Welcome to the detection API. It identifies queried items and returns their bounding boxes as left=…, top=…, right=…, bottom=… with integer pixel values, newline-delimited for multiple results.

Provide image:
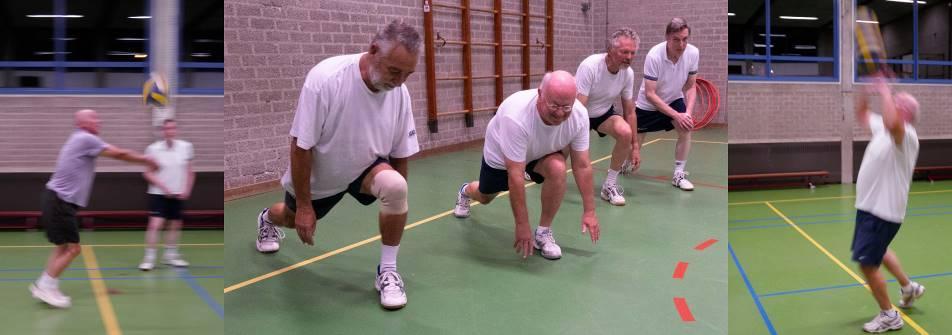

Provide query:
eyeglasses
left=546, top=103, right=573, bottom=113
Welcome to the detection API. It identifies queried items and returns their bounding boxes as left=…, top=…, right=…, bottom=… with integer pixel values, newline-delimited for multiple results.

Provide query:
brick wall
left=0, top=95, right=224, bottom=172
left=224, top=0, right=728, bottom=192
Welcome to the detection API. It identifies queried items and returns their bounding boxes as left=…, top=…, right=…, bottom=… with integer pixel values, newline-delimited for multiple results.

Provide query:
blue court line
left=729, top=204, right=952, bottom=224
left=0, top=266, right=224, bottom=272
left=0, top=275, right=223, bottom=282
left=730, top=211, right=952, bottom=231
left=177, top=268, right=224, bottom=319
left=729, top=243, right=778, bottom=335
left=760, top=271, right=952, bottom=298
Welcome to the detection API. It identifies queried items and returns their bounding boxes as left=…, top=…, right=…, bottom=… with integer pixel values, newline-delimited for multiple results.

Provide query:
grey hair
left=372, top=19, right=422, bottom=55
left=666, top=17, right=691, bottom=36
left=606, top=27, right=640, bottom=51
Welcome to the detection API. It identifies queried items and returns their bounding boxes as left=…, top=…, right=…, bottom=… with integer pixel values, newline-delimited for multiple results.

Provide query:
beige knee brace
left=371, top=169, right=408, bottom=215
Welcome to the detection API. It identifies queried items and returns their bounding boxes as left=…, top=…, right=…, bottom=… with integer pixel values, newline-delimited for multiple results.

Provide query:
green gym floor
left=224, top=127, right=727, bottom=334
left=729, top=180, right=952, bottom=334
left=0, top=230, right=223, bottom=335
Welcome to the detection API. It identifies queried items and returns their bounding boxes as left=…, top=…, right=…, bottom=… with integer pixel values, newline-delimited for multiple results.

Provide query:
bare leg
left=882, top=249, right=911, bottom=287
left=675, top=126, right=692, bottom=162
left=45, top=244, right=81, bottom=278
left=597, top=116, right=632, bottom=171
left=861, top=264, right=893, bottom=311
left=534, top=153, right=567, bottom=229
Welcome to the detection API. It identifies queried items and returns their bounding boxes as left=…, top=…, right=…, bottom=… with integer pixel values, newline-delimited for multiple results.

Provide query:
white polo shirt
left=855, top=113, right=919, bottom=223
left=281, top=53, right=420, bottom=200
left=145, top=139, right=193, bottom=195
left=483, top=89, right=589, bottom=169
left=635, top=42, right=699, bottom=111
left=576, top=53, right=635, bottom=118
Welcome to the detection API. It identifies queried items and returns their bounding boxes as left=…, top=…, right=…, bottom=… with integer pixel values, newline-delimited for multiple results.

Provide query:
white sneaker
left=523, top=171, right=532, bottom=181
left=138, top=258, right=155, bottom=271
left=375, top=268, right=407, bottom=310
left=863, top=310, right=903, bottom=333
left=898, top=282, right=925, bottom=308
left=620, top=159, right=636, bottom=176
left=600, top=183, right=626, bottom=206
left=256, top=209, right=284, bottom=253
left=533, top=228, right=562, bottom=260
left=672, top=171, right=695, bottom=191
left=162, top=254, right=189, bottom=267
left=30, top=283, right=71, bottom=308
left=453, top=183, right=471, bottom=218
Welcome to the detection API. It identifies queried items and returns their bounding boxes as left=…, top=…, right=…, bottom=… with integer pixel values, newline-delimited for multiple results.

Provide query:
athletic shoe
left=672, top=171, right=695, bottom=191
left=898, top=282, right=925, bottom=308
left=454, top=183, right=471, bottom=218
left=375, top=267, right=407, bottom=310
left=138, top=258, right=155, bottom=271
left=600, top=183, right=626, bottom=206
left=30, top=283, right=71, bottom=308
left=863, top=310, right=903, bottom=333
left=256, top=209, right=284, bottom=253
left=162, top=254, right=189, bottom=267
left=533, top=228, right=562, bottom=260
left=620, top=159, right=636, bottom=176
left=523, top=171, right=532, bottom=181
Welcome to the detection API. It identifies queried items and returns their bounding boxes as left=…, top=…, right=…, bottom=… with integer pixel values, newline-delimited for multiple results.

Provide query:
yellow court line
left=0, top=243, right=224, bottom=249
left=657, top=138, right=728, bottom=145
left=729, top=189, right=952, bottom=206
left=81, top=245, right=122, bottom=335
left=225, top=138, right=667, bottom=293
left=764, top=202, right=928, bottom=335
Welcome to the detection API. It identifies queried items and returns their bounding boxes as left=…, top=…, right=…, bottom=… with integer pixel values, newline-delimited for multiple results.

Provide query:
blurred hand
left=295, top=205, right=317, bottom=245
left=513, top=223, right=533, bottom=259
left=581, top=211, right=600, bottom=244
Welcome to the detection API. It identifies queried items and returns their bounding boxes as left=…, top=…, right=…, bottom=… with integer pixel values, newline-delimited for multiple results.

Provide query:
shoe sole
left=533, top=245, right=561, bottom=260
left=600, top=193, right=626, bottom=206
left=864, top=325, right=903, bottom=333
left=29, top=284, right=70, bottom=308
left=672, top=184, right=694, bottom=191
left=453, top=211, right=470, bottom=218
left=381, top=302, right=407, bottom=310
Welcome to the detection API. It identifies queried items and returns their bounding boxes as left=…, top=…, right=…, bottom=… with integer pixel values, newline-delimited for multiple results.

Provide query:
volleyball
left=143, top=73, right=169, bottom=107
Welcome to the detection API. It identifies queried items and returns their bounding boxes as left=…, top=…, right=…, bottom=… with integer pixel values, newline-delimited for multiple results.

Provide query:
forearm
left=506, top=171, right=530, bottom=227
left=142, top=171, right=169, bottom=192
left=647, top=92, right=678, bottom=118
left=290, top=139, right=313, bottom=207
left=571, top=158, right=596, bottom=213
left=185, top=169, right=196, bottom=195
left=684, top=84, right=697, bottom=115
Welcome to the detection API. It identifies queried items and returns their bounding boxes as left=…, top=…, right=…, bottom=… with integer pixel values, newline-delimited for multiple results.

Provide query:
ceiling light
left=134, top=53, right=148, bottom=58
left=728, top=12, right=736, bottom=16
left=51, top=37, right=76, bottom=41
left=794, top=45, right=817, bottom=50
left=27, top=14, right=83, bottom=18
left=856, top=20, right=880, bottom=24
left=753, top=43, right=775, bottom=48
left=34, top=51, right=71, bottom=55
left=191, top=53, right=211, bottom=58
left=759, top=33, right=787, bottom=37
left=117, top=38, right=147, bottom=41
left=779, top=16, right=818, bottom=20
left=886, top=0, right=926, bottom=4
left=128, top=16, right=151, bottom=19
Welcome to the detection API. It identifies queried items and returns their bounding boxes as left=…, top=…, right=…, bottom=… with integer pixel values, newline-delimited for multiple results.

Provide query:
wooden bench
left=728, top=171, right=830, bottom=190
left=914, top=166, right=952, bottom=182
left=0, top=210, right=223, bottom=229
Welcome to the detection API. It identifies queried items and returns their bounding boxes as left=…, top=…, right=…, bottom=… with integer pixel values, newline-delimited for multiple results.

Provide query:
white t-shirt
left=483, top=89, right=590, bottom=169
left=576, top=53, right=635, bottom=118
left=635, top=42, right=699, bottom=111
left=855, top=113, right=919, bottom=223
left=281, top=53, right=420, bottom=200
left=145, top=139, right=194, bottom=195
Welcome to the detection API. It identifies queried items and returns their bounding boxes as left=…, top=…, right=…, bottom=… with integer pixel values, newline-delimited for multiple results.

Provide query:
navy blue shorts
left=851, top=209, right=902, bottom=266
left=477, top=153, right=559, bottom=195
left=636, top=98, right=686, bottom=133
left=149, top=194, right=184, bottom=220
left=590, top=105, right=621, bottom=137
left=284, top=157, right=388, bottom=220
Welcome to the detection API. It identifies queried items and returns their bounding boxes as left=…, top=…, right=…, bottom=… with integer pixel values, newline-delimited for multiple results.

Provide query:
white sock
left=164, top=246, right=178, bottom=257
left=882, top=309, right=897, bottom=317
left=605, top=169, right=619, bottom=186
left=144, top=248, right=157, bottom=261
left=674, top=160, right=686, bottom=174
left=380, top=244, right=399, bottom=273
left=261, top=208, right=273, bottom=225
left=536, top=226, right=551, bottom=235
left=37, top=272, right=58, bottom=289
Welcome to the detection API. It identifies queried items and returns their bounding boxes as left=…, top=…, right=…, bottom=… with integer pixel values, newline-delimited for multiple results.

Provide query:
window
left=180, top=0, right=223, bottom=94
left=857, top=0, right=952, bottom=83
left=729, top=0, right=840, bottom=81
left=0, top=1, right=223, bottom=93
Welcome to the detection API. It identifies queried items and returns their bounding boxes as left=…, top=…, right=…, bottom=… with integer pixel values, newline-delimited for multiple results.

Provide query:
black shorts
left=590, top=105, right=622, bottom=137
left=41, top=189, right=80, bottom=245
left=851, top=209, right=902, bottom=266
left=284, top=157, right=388, bottom=220
left=636, top=98, right=686, bottom=133
left=149, top=194, right=184, bottom=220
left=477, top=153, right=559, bottom=194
